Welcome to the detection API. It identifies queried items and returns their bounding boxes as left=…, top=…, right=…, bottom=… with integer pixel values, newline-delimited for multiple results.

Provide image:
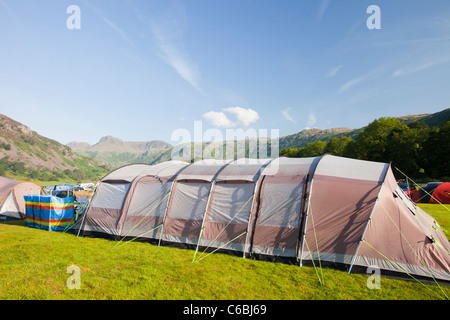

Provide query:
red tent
left=430, top=182, right=450, bottom=204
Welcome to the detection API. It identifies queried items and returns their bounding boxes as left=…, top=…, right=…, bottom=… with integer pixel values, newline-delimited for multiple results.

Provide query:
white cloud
left=327, top=64, right=343, bottom=77
left=223, top=107, right=260, bottom=127
left=318, top=0, right=331, bottom=20
left=306, top=112, right=317, bottom=129
left=148, top=4, right=202, bottom=92
left=203, top=111, right=234, bottom=128
left=203, top=107, right=260, bottom=128
left=338, top=76, right=366, bottom=94
left=281, top=108, right=296, bottom=124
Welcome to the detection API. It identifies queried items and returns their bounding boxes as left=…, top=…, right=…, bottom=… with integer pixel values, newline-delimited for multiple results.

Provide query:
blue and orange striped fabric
left=24, top=195, right=75, bottom=231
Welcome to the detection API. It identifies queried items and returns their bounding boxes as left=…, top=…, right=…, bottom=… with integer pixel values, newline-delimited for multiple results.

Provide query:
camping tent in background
left=0, top=177, right=46, bottom=220
left=412, top=182, right=443, bottom=203
left=24, top=195, right=75, bottom=231
left=430, top=182, right=450, bottom=204
left=75, top=156, right=450, bottom=282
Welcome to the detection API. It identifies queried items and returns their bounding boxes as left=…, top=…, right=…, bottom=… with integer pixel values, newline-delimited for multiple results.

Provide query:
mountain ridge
left=67, top=135, right=172, bottom=167
left=0, top=113, right=110, bottom=182
left=66, top=108, right=449, bottom=166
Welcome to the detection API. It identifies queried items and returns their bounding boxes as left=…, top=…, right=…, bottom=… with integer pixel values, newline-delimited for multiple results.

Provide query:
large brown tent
left=76, top=156, right=450, bottom=282
left=0, top=177, right=46, bottom=220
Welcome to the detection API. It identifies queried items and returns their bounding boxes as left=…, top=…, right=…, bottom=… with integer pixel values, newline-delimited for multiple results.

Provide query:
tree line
left=280, top=118, right=450, bottom=181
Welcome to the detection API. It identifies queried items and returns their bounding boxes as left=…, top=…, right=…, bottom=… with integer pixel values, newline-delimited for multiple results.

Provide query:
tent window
left=127, top=181, right=170, bottom=217
left=258, top=183, right=303, bottom=228
left=207, top=183, right=254, bottom=224
left=168, top=182, right=210, bottom=221
left=91, top=182, right=130, bottom=210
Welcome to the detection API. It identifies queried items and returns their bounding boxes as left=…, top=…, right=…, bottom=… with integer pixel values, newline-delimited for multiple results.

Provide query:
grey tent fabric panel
left=126, top=181, right=170, bottom=218
left=120, top=180, right=171, bottom=240
left=91, top=182, right=130, bottom=210
left=257, top=183, right=303, bottom=228
left=207, top=183, right=254, bottom=224
left=83, top=207, right=122, bottom=236
left=167, top=182, right=210, bottom=221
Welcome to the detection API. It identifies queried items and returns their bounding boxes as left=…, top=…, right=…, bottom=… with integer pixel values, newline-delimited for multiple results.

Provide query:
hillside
left=0, top=113, right=111, bottom=183
left=278, top=127, right=356, bottom=150
left=278, top=107, right=450, bottom=150
left=67, top=136, right=172, bottom=167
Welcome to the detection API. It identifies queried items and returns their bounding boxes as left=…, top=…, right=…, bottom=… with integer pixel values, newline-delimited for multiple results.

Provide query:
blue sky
left=1, top=0, right=449, bottom=145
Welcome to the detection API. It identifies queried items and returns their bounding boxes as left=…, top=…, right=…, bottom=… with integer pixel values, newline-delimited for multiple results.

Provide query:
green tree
left=324, top=136, right=354, bottom=156
left=420, top=121, right=450, bottom=179
left=353, top=117, right=408, bottom=162
left=300, top=141, right=327, bottom=157
left=384, top=125, right=425, bottom=178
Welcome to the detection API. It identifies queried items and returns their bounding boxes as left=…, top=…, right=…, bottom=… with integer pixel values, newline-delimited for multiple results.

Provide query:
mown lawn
left=0, top=204, right=449, bottom=300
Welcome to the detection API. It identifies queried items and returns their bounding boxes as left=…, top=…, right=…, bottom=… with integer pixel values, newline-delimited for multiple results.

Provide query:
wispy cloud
left=101, top=15, right=136, bottom=49
left=318, top=0, right=331, bottom=21
left=89, top=5, right=136, bottom=49
left=338, top=76, right=366, bottom=94
left=392, top=57, right=450, bottom=77
left=147, top=4, right=202, bottom=92
left=203, top=107, right=260, bottom=128
left=327, top=64, right=343, bottom=77
left=306, top=111, right=317, bottom=129
left=281, top=108, right=296, bottom=124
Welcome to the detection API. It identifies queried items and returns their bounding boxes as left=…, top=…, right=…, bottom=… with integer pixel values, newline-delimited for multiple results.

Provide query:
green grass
left=418, top=204, right=450, bottom=238
left=0, top=205, right=449, bottom=300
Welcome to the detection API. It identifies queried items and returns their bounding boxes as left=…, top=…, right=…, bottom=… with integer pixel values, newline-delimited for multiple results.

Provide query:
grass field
left=0, top=204, right=449, bottom=300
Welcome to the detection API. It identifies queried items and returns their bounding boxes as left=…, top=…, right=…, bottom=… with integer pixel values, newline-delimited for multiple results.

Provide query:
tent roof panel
left=315, top=155, right=389, bottom=182
left=176, top=159, right=230, bottom=182
left=139, top=161, right=189, bottom=179
left=261, top=156, right=320, bottom=177
left=215, top=158, right=272, bottom=182
left=102, top=164, right=152, bottom=183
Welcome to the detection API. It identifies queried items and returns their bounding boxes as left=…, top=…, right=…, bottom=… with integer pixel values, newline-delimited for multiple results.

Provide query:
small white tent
left=0, top=177, right=46, bottom=220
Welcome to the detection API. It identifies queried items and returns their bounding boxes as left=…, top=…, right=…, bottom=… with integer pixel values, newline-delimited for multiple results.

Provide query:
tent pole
left=192, top=160, right=232, bottom=263
left=299, top=177, right=314, bottom=267
left=76, top=182, right=98, bottom=237
left=242, top=180, right=260, bottom=258
left=298, top=154, right=325, bottom=268
left=242, top=158, right=273, bottom=258
left=157, top=179, right=177, bottom=247
left=193, top=180, right=216, bottom=262
left=348, top=164, right=389, bottom=273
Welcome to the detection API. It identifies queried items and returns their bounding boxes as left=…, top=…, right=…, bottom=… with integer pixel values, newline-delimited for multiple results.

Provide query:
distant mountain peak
left=95, top=135, right=125, bottom=146
left=67, top=135, right=173, bottom=167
